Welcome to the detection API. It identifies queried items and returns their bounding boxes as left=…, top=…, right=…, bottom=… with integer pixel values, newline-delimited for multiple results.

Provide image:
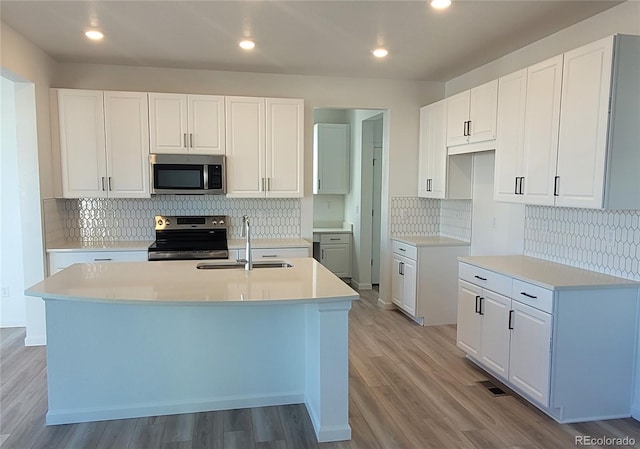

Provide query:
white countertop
left=460, top=255, right=639, bottom=290
left=47, top=238, right=311, bottom=253
left=26, top=258, right=358, bottom=305
left=393, top=235, right=470, bottom=247
left=313, top=226, right=353, bottom=234
left=227, top=238, right=312, bottom=250
left=46, top=240, right=153, bottom=252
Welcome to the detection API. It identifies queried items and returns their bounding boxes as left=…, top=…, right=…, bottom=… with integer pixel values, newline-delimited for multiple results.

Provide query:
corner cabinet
left=457, top=257, right=639, bottom=422
left=226, top=97, right=304, bottom=198
left=313, top=124, right=350, bottom=194
left=54, top=89, right=150, bottom=199
left=418, top=100, right=472, bottom=199
left=148, top=93, right=225, bottom=155
left=555, top=34, right=640, bottom=209
left=447, top=79, right=498, bottom=154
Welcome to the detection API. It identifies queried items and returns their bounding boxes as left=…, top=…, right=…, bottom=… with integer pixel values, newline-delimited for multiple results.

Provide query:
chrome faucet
left=240, top=215, right=253, bottom=270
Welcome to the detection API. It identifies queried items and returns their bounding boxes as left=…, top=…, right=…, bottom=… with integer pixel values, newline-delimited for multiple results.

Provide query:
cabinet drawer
left=319, top=234, right=350, bottom=244
left=512, top=279, right=553, bottom=314
left=459, top=262, right=511, bottom=297
left=48, top=250, right=148, bottom=275
left=392, top=240, right=417, bottom=260
left=238, top=247, right=310, bottom=260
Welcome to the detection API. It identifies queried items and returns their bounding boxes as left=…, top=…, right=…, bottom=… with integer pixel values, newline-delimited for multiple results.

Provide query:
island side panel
left=304, top=300, right=352, bottom=442
left=45, top=299, right=307, bottom=424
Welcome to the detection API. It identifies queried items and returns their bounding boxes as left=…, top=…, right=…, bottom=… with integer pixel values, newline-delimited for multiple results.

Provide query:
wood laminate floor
left=1, top=289, right=640, bottom=448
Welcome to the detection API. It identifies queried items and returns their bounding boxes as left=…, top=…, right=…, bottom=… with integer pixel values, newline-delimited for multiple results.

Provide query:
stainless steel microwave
left=150, top=154, right=226, bottom=195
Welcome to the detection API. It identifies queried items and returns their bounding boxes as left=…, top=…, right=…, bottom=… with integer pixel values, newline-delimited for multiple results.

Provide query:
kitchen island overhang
left=26, top=258, right=359, bottom=443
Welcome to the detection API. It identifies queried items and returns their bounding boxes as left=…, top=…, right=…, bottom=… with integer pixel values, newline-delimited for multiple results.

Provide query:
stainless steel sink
left=196, top=261, right=293, bottom=270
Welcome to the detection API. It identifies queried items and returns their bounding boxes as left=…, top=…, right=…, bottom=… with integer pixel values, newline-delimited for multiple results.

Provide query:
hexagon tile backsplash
left=525, top=206, right=640, bottom=281
left=54, top=196, right=301, bottom=241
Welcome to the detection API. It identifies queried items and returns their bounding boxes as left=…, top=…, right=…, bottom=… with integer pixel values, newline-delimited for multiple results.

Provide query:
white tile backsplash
left=48, top=196, right=301, bottom=242
left=390, top=197, right=439, bottom=236
left=525, top=206, right=640, bottom=281
left=439, top=199, right=472, bottom=242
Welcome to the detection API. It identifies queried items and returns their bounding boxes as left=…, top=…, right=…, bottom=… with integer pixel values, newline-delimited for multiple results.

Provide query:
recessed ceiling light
left=372, top=48, right=388, bottom=58
left=431, top=0, right=451, bottom=9
left=84, top=30, right=104, bottom=41
left=239, top=40, right=256, bottom=50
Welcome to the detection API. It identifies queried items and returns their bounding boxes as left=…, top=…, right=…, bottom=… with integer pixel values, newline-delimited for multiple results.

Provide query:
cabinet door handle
left=190, top=133, right=193, bottom=148
left=475, top=295, right=481, bottom=314
left=399, top=261, right=404, bottom=275
left=508, top=310, right=514, bottom=330
left=467, top=120, right=472, bottom=136
left=183, top=133, right=188, bottom=148
left=267, top=178, right=271, bottom=191
left=321, top=249, right=325, bottom=259
left=262, top=178, right=266, bottom=191
left=317, top=179, right=321, bottom=191
left=514, top=177, right=519, bottom=194
left=479, top=296, right=484, bottom=315
left=554, top=176, right=560, bottom=197
left=101, top=177, right=106, bottom=191
left=519, top=177, right=525, bottom=195
left=474, top=275, right=487, bottom=281
left=520, top=292, right=537, bottom=299
left=108, top=177, right=112, bottom=191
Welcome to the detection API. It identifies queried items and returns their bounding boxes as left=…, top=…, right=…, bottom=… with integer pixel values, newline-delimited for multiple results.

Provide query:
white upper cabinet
left=226, top=96, right=304, bottom=198
left=149, top=93, right=225, bottom=155
left=556, top=34, right=640, bottom=209
left=313, top=123, right=350, bottom=194
left=447, top=80, right=498, bottom=153
left=56, top=89, right=150, bottom=199
left=495, top=55, right=563, bottom=205
left=418, top=100, right=472, bottom=200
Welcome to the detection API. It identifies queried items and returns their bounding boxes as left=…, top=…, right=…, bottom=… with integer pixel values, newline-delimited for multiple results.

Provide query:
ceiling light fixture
left=431, top=0, right=451, bottom=9
left=372, top=48, right=388, bottom=58
left=239, top=40, right=256, bottom=50
left=84, top=30, right=104, bottom=41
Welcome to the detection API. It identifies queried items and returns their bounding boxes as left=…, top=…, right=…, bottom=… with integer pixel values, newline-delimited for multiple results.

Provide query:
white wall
left=1, top=77, right=26, bottom=327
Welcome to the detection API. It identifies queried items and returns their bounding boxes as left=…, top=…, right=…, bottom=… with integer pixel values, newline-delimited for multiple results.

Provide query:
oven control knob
left=219, top=219, right=225, bottom=225
left=157, top=219, right=163, bottom=226
left=212, top=220, right=218, bottom=226
left=165, top=219, right=171, bottom=226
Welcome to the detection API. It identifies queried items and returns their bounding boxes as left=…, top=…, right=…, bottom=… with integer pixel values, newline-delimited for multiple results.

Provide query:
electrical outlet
left=1, top=287, right=9, bottom=298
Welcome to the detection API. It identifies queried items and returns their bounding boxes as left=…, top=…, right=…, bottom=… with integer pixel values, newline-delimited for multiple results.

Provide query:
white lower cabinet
left=457, top=258, right=638, bottom=422
left=392, top=239, right=469, bottom=325
left=48, top=250, right=148, bottom=276
left=318, top=233, right=351, bottom=278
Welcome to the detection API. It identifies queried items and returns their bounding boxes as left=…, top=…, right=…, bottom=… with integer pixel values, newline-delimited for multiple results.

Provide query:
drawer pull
left=93, top=258, right=112, bottom=261
left=261, top=254, right=278, bottom=258
left=399, top=248, right=406, bottom=251
left=508, top=310, right=514, bottom=330
left=520, top=292, right=537, bottom=299
left=330, top=238, right=341, bottom=241
left=474, top=275, right=487, bottom=281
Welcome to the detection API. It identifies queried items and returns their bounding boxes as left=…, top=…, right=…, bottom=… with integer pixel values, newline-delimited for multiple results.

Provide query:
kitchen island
left=26, top=258, right=358, bottom=442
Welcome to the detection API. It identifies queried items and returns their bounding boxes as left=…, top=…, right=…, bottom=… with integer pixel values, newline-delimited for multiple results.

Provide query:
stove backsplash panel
left=49, top=196, right=301, bottom=242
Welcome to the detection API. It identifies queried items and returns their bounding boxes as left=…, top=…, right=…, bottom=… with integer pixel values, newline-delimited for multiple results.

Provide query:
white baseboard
left=350, top=280, right=372, bottom=290
left=305, top=401, right=352, bottom=443
left=631, top=405, right=640, bottom=421
left=24, top=334, right=46, bottom=346
left=47, top=392, right=305, bottom=425
left=377, top=298, right=396, bottom=310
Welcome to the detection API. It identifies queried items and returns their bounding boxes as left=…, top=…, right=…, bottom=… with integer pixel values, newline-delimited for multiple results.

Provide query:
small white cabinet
left=55, top=89, right=150, bottom=199
left=148, top=93, right=225, bottom=155
left=457, top=257, right=638, bottom=422
left=447, top=80, right=498, bottom=153
left=48, top=250, right=148, bottom=276
left=313, top=124, right=350, bottom=194
left=318, top=233, right=352, bottom=278
left=226, top=97, right=304, bottom=198
left=418, top=100, right=472, bottom=199
left=391, top=239, right=469, bottom=325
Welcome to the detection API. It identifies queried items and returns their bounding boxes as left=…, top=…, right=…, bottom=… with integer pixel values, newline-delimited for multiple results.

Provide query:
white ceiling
left=0, top=0, right=623, bottom=81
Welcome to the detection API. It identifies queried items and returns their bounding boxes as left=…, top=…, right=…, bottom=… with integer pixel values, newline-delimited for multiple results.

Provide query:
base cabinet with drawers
left=48, top=250, right=148, bottom=276
left=391, top=239, right=469, bottom=325
left=457, top=257, right=639, bottom=422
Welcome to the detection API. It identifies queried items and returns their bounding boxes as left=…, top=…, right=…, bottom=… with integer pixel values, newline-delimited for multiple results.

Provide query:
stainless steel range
left=147, top=215, right=229, bottom=261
